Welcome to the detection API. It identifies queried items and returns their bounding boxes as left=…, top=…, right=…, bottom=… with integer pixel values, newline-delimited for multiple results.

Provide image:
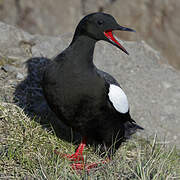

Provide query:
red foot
left=55, top=137, right=86, bottom=162
left=71, top=162, right=98, bottom=171
left=63, top=152, right=84, bottom=161
left=54, top=137, right=109, bottom=172
left=71, top=160, right=108, bottom=172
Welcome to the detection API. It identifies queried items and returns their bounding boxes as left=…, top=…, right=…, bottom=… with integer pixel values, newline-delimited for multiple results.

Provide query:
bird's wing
left=96, top=69, right=129, bottom=114
left=96, top=68, right=119, bottom=86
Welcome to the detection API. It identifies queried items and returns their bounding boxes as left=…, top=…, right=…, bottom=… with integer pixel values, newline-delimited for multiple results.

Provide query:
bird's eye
left=97, top=20, right=104, bottom=26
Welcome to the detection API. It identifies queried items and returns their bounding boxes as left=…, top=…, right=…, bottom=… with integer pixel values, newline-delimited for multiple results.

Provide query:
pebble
left=1, top=65, right=17, bottom=73
left=16, top=72, right=24, bottom=80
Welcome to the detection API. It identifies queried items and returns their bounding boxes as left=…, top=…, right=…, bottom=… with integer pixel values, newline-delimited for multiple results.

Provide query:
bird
left=42, top=12, right=143, bottom=171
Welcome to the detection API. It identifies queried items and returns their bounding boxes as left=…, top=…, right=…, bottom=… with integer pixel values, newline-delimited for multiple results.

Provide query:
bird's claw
left=71, top=162, right=99, bottom=172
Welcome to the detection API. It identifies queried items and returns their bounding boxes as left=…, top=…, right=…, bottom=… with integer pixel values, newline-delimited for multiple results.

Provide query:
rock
left=16, top=72, right=24, bottom=80
left=105, top=0, right=180, bottom=69
left=1, top=64, right=17, bottom=73
left=0, top=0, right=180, bottom=70
left=0, top=21, right=33, bottom=61
left=0, top=0, right=112, bottom=35
left=0, top=22, right=180, bottom=148
left=0, top=0, right=82, bottom=36
left=82, top=0, right=113, bottom=14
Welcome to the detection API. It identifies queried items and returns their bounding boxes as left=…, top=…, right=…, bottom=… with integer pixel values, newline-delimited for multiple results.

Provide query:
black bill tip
left=117, top=26, right=136, bottom=32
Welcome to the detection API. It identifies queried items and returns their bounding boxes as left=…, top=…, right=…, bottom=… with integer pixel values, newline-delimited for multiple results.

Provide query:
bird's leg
left=54, top=137, right=109, bottom=171
left=54, top=137, right=86, bottom=162
left=63, top=137, right=86, bottom=162
left=70, top=140, right=110, bottom=171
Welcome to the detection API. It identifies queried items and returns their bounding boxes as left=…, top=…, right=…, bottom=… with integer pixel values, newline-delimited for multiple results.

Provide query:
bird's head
left=74, top=12, right=135, bottom=55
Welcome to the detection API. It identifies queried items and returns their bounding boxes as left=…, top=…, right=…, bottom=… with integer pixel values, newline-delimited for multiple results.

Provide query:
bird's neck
left=68, top=35, right=96, bottom=66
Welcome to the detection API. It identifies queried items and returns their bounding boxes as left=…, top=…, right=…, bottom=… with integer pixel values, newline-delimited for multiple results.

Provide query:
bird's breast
left=50, top=66, right=104, bottom=103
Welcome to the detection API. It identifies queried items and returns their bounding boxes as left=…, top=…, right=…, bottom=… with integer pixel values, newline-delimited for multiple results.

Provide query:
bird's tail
left=124, top=119, right=144, bottom=139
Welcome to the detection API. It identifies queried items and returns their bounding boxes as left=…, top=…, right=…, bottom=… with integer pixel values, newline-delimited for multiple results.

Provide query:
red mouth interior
left=104, top=30, right=128, bottom=54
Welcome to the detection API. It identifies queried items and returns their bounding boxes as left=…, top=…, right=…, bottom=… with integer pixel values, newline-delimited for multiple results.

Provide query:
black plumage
left=42, top=12, right=143, bottom=157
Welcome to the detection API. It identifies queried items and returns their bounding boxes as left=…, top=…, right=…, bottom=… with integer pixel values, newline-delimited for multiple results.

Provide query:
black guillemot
left=42, top=12, right=143, bottom=171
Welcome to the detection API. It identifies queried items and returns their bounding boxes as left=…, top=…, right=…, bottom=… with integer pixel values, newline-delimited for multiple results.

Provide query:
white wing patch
left=108, top=84, right=129, bottom=114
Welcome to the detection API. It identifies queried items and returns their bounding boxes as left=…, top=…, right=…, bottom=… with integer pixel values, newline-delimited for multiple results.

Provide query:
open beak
left=104, top=26, right=135, bottom=55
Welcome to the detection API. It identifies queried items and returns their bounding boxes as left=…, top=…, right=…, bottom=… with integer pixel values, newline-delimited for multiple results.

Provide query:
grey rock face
left=0, top=0, right=82, bottom=36
left=1, top=64, right=17, bottom=73
left=0, top=22, right=179, bottom=147
left=105, top=0, right=180, bottom=69
left=0, top=0, right=180, bottom=69
left=82, top=0, right=113, bottom=14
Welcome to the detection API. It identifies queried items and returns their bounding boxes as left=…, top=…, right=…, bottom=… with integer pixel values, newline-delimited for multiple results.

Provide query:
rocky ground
left=0, top=22, right=180, bottom=148
left=0, top=0, right=180, bottom=69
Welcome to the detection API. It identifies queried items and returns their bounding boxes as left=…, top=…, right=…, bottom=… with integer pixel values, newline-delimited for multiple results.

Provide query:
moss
left=0, top=102, right=180, bottom=179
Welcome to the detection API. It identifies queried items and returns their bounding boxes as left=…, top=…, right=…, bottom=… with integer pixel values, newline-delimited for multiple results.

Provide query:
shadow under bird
left=42, top=12, right=143, bottom=171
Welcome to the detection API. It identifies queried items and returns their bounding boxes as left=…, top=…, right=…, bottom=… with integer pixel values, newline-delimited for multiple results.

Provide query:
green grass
left=0, top=102, right=180, bottom=179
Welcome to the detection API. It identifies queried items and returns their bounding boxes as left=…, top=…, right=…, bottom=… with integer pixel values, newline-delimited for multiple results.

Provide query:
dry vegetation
left=0, top=102, right=180, bottom=179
